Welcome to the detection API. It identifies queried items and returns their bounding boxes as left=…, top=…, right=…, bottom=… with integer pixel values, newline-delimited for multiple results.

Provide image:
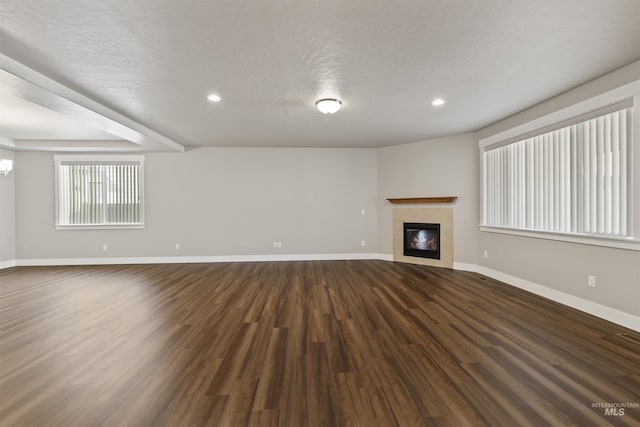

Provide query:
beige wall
left=377, top=133, right=479, bottom=264
left=477, top=60, right=640, bottom=319
left=479, top=232, right=640, bottom=317
left=15, top=147, right=378, bottom=259
left=0, top=149, right=15, bottom=263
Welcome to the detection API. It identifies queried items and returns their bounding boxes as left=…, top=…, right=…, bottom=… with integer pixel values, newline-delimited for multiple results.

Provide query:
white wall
left=476, top=60, right=640, bottom=321
left=0, top=149, right=15, bottom=264
left=377, top=133, right=479, bottom=264
left=15, top=147, right=378, bottom=260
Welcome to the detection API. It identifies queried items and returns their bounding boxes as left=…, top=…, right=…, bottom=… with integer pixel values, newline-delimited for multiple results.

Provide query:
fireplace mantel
left=386, top=196, right=457, bottom=204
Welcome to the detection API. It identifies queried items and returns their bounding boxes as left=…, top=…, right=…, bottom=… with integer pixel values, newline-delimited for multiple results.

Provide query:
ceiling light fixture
left=207, top=94, right=222, bottom=102
left=432, top=98, right=445, bottom=107
left=316, top=98, right=342, bottom=114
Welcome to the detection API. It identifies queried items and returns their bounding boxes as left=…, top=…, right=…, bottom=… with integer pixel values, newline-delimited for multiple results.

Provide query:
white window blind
left=55, top=156, right=144, bottom=227
left=483, top=108, right=632, bottom=238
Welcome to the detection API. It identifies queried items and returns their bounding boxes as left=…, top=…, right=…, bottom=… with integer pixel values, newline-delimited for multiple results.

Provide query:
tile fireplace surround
left=393, top=207, right=453, bottom=268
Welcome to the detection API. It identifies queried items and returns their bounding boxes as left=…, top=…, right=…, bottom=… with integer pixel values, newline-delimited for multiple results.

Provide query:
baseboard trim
left=453, top=262, right=478, bottom=272
left=15, top=253, right=390, bottom=267
left=0, top=259, right=17, bottom=270
left=477, top=265, right=640, bottom=332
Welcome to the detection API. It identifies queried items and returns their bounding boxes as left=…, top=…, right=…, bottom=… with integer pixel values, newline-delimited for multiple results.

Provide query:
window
left=482, top=107, right=634, bottom=240
left=55, top=155, right=144, bottom=228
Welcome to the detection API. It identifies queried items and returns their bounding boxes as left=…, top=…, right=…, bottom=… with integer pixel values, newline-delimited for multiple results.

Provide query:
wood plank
left=386, top=196, right=457, bottom=204
left=0, top=261, right=638, bottom=426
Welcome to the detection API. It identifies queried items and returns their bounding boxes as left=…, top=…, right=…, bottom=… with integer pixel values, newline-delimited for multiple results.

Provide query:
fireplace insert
left=403, top=222, right=440, bottom=260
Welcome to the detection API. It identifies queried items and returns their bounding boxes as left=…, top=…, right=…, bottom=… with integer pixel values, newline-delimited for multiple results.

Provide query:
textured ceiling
left=1, top=0, right=640, bottom=150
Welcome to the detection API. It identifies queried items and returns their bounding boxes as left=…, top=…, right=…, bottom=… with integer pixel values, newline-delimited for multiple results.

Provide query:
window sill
left=55, top=224, right=145, bottom=230
left=479, top=226, right=640, bottom=252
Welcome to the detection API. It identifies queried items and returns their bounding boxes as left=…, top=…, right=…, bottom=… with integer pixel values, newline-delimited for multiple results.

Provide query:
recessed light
left=316, top=98, right=342, bottom=114
left=207, top=93, right=222, bottom=102
left=432, top=98, right=445, bottom=107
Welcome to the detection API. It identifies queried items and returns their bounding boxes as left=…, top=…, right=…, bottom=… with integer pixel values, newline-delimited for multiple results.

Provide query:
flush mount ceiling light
left=315, top=98, right=342, bottom=114
left=432, top=98, right=446, bottom=107
left=207, top=93, right=222, bottom=102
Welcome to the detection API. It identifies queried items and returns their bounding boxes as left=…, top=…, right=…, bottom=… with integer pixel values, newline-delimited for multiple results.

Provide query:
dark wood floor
left=0, top=261, right=638, bottom=426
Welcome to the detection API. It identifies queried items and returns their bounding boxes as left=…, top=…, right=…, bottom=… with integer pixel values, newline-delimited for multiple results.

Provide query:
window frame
left=54, top=155, right=145, bottom=230
left=479, top=86, right=640, bottom=251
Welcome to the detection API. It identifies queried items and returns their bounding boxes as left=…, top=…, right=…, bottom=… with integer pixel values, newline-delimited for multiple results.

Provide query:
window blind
left=56, top=161, right=143, bottom=226
left=483, top=108, right=631, bottom=238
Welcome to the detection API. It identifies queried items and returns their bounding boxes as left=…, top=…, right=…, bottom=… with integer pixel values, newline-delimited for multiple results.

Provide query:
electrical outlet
left=587, top=275, right=596, bottom=288
left=102, top=244, right=108, bottom=251
left=273, top=241, right=282, bottom=248
left=361, top=209, right=366, bottom=216
left=175, top=243, right=181, bottom=250
left=483, top=250, right=488, bottom=259
left=361, top=240, right=366, bottom=247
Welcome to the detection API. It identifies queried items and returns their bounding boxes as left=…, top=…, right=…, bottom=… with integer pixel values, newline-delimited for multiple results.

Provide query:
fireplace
left=403, top=222, right=440, bottom=260
left=393, top=208, right=452, bottom=268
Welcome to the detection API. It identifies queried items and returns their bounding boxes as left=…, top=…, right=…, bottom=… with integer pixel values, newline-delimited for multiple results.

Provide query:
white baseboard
left=0, top=259, right=17, bottom=270
left=14, top=252, right=390, bottom=267
left=453, top=262, right=478, bottom=272
left=477, top=265, right=640, bottom=332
